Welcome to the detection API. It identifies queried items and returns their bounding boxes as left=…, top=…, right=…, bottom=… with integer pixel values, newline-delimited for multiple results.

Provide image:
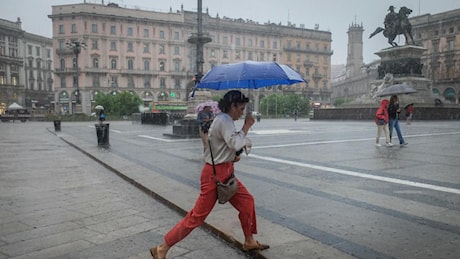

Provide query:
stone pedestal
left=163, top=90, right=213, bottom=138
left=370, top=45, right=435, bottom=105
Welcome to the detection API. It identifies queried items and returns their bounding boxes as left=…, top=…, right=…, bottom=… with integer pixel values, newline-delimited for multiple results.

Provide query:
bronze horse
left=369, top=6, right=416, bottom=47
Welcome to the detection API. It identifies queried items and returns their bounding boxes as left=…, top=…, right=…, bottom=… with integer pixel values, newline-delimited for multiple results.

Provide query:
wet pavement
left=1, top=119, right=460, bottom=258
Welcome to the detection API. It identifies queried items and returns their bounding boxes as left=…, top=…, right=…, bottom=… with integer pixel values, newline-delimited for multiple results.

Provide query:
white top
left=205, top=113, right=251, bottom=164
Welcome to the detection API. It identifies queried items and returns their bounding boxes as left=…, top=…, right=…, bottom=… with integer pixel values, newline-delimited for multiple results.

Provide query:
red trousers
left=164, top=162, right=257, bottom=247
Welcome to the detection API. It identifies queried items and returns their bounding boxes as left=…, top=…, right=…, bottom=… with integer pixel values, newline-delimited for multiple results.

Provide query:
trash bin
left=95, top=123, right=110, bottom=147
left=53, top=120, right=61, bottom=131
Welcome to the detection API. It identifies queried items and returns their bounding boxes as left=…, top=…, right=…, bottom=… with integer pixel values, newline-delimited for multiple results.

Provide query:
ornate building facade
left=0, top=17, right=54, bottom=115
left=332, top=8, right=460, bottom=106
left=49, top=2, right=332, bottom=115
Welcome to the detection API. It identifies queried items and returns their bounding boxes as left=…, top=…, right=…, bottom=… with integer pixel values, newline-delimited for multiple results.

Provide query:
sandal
left=242, top=241, right=270, bottom=251
left=150, top=246, right=164, bottom=259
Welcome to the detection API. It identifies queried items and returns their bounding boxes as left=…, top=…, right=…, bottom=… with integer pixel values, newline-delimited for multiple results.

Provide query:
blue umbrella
left=195, top=61, right=306, bottom=90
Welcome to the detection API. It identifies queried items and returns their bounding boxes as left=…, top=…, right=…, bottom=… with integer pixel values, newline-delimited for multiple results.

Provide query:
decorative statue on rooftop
left=369, top=6, right=416, bottom=47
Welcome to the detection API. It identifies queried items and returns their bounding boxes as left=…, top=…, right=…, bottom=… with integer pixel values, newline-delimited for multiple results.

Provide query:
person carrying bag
left=150, top=90, right=269, bottom=259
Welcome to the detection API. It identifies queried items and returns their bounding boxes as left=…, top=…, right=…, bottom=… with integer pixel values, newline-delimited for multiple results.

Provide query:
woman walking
left=375, top=99, right=393, bottom=147
left=150, top=90, right=269, bottom=258
left=388, top=95, right=408, bottom=146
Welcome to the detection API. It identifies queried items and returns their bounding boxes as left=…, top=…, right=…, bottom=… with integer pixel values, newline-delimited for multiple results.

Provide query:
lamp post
left=66, top=40, right=86, bottom=106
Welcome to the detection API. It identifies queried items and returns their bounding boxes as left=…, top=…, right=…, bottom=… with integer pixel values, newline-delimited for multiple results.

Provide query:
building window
left=71, top=24, right=77, bottom=33
left=92, top=39, right=98, bottom=50
left=159, top=60, right=165, bottom=71
left=58, top=40, right=65, bottom=49
left=127, top=42, right=133, bottom=52
left=223, top=50, right=228, bottom=58
left=93, top=76, right=100, bottom=87
left=72, top=57, right=77, bottom=69
left=235, top=51, right=241, bottom=60
left=160, top=78, right=166, bottom=88
left=127, top=59, right=134, bottom=70
left=236, top=37, right=240, bottom=46
left=110, top=41, right=116, bottom=50
left=92, top=23, right=98, bottom=33
left=174, top=46, right=180, bottom=55
left=144, top=28, right=149, bottom=38
left=111, top=59, right=117, bottom=69
left=143, top=43, right=149, bottom=53
left=127, top=27, right=133, bottom=36
left=174, top=61, right=180, bottom=72
left=111, top=76, right=118, bottom=88
left=93, top=58, right=99, bottom=68
left=60, top=77, right=66, bottom=88
left=35, top=46, right=40, bottom=56
left=223, top=36, right=228, bottom=45
left=28, top=45, right=32, bottom=55
left=60, top=59, right=65, bottom=70
left=110, top=25, right=116, bottom=35
left=174, top=31, right=179, bottom=40
left=128, top=77, right=134, bottom=88
left=248, top=52, right=253, bottom=60
left=144, top=76, right=151, bottom=88
left=144, top=60, right=150, bottom=71
left=160, top=30, right=165, bottom=39
left=175, top=79, right=180, bottom=88
left=273, top=41, right=278, bottom=49
left=159, top=45, right=165, bottom=54
left=211, top=49, right=216, bottom=58
left=59, top=24, right=64, bottom=34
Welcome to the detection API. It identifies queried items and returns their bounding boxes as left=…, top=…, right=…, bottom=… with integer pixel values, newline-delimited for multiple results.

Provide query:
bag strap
left=208, top=140, right=221, bottom=186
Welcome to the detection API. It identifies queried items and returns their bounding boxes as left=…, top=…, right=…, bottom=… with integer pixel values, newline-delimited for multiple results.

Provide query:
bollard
left=53, top=120, right=61, bottom=131
left=95, top=123, right=110, bottom=147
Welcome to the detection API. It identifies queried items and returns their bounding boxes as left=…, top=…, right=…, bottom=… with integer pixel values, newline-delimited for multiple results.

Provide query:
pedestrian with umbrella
left=388, top=95, right=408, bottom=146
left=150, top=90, right=269, bottom=258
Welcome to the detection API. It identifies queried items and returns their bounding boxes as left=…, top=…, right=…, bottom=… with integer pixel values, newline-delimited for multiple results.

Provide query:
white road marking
left=249, top=154, right=460, bottom=195
left=250, top=129, right=310, bottom=135
left=137, top=135, right=197, bottom=143
left=254, top=131, right=460, bottom=149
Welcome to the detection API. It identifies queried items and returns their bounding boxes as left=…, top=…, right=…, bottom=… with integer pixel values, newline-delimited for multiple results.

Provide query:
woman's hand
left=233, top=155, right=241, bottom=162
left=242, top=112, right=255, bottom=134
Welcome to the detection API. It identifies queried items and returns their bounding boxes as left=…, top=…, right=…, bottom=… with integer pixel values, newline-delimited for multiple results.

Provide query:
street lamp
left=66, top=40, right=86, bottom=105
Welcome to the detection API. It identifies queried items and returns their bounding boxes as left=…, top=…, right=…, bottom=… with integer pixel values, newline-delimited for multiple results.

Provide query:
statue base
left=163, top=90, right=213, bottom=138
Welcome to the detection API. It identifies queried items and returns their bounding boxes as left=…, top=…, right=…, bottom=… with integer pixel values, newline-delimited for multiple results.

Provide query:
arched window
left=111, top=59, right=117, bottom=69
left=128, top=59, right=134, bottom=70
left=93, top=58, right=99, bottom=68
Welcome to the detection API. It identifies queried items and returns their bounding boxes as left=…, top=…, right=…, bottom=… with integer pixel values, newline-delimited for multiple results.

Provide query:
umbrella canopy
left=376, top=84, right=417, bottom=97
left=195, top=100, right=220, bottom=114
left=7, top=102, right=23, bottom=110
left=404, top=103, right=414, bottom=109
left=195, top=61, right=306, bottom=90
left=95, top=105, right=104, bottom=110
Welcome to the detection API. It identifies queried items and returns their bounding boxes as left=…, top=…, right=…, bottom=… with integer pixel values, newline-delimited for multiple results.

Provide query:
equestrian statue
left=369, top=6, right=416, bottom=47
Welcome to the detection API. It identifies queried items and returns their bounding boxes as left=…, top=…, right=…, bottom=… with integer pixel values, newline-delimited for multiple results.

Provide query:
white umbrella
left=95, top=105, right=104, bottom=110
left=8, top=102, right=23, bottom=110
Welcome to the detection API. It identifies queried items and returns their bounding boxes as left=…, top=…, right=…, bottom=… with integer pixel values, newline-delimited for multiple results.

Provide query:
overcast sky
left=1, top=0, right=459, bottom=64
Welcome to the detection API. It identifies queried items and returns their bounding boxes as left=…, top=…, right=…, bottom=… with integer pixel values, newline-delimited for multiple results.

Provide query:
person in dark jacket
left=388, top=95, right=408, bottom=146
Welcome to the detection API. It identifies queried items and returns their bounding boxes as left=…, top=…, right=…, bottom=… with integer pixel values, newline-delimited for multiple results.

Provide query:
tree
left=95, top=91, right=143, bottom=117
left=260, top=93, right=310, bottom=117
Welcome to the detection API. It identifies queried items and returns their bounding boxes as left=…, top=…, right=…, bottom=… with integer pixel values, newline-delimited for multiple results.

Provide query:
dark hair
left=218, top=90, right=249, bottom=113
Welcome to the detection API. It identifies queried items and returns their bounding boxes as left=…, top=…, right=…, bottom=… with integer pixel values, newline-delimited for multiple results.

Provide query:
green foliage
left=259, top=93, right=310, bottom=117
left=333, top=97, right=347, bottom=107
left=95, top=91, right=143, bottom=116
